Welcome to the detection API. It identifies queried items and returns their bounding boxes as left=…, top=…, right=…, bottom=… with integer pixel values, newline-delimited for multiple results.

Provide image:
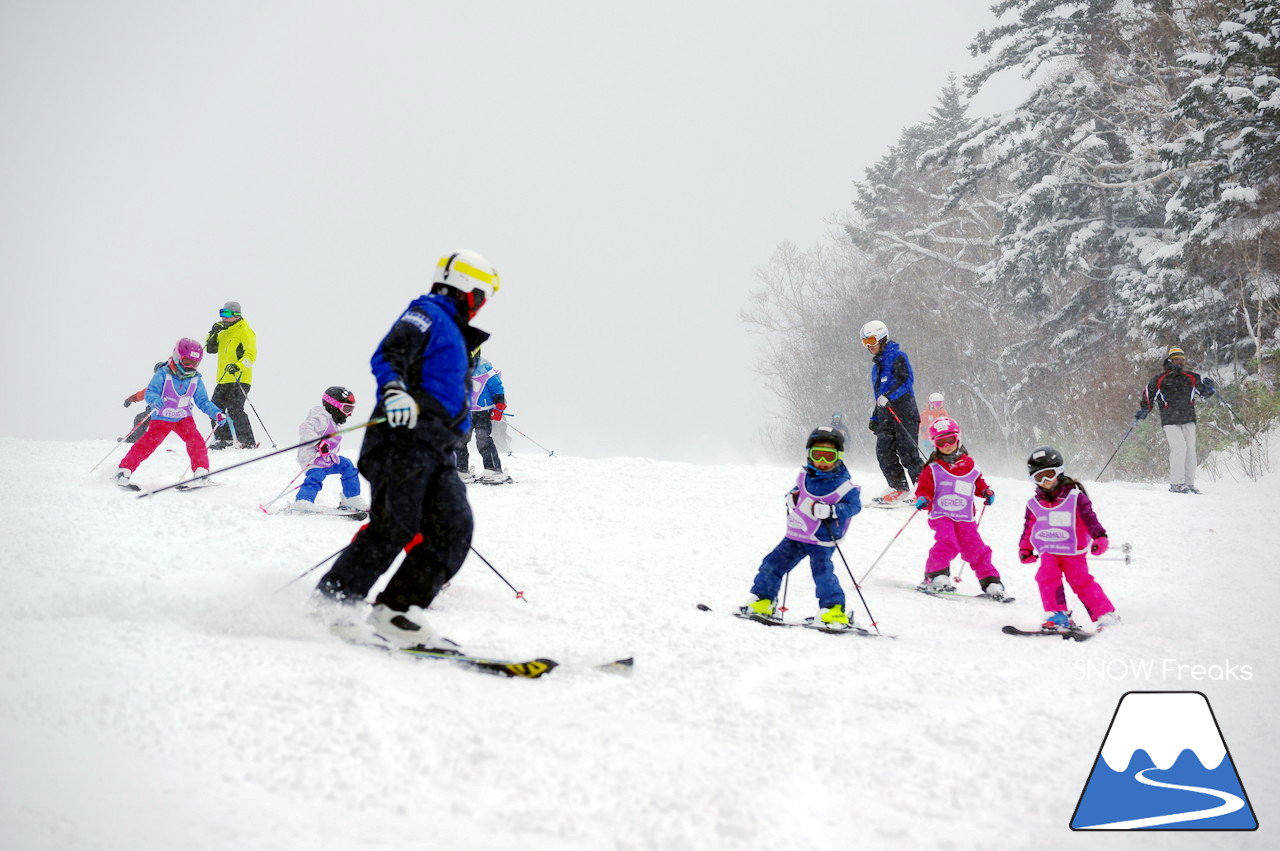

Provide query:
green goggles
left=219, top=309, right=240, bottom=319
left=808, top=447, right=841, bottom=465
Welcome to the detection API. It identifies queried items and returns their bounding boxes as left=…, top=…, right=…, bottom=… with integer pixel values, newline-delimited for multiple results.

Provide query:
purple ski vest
left=1027, top=490, right=1087, bottom=555
left=157, top=375, right=198, bottom=420
left=929, top=463, right=980, bottom=522
left=784, top=471, right=856, bottom=547
left=314, top=431, right=342, bottom=468
left=469, top=367, right=500, bottom=411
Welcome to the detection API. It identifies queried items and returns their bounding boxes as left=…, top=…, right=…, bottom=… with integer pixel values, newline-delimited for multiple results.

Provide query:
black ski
left=1001, top=625, right=1094, bottom=642
left=398, top=646, right=560, bottom=678
left=697, top=603, right=892, bottom=638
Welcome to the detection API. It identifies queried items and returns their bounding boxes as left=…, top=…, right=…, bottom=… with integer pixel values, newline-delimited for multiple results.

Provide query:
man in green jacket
left=205, top=300, right=258, bottom=449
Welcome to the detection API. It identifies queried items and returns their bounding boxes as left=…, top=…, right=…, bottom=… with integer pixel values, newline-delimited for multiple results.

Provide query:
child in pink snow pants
left=912, top=417, right=1005, bottom=598
left=1019, top=446, right=1119, bottom=632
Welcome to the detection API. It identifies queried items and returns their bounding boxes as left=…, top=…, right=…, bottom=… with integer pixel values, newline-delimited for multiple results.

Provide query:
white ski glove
left=876, top=394, right=889, bottom=407
left=382, top=388, right=419, bottom=429
left=811, top=503, right=835, bottom=520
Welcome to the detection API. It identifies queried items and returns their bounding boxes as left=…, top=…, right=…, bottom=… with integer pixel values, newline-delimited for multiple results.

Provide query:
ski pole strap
left=137, top=417, right=386, bottom=498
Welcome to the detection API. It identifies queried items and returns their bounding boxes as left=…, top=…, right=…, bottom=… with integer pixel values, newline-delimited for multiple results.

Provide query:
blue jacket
left=369, top=293, right=488, bottom=438
left=471, top=358, right=506, bottom=410
left=791, top=463, right=863, bottom=542
left=870, top=340, right=915, bottom=403
left=144, top=365, right=223, bottom=422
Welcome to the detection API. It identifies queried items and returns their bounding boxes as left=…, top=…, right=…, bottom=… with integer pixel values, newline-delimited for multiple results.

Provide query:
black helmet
left=807, top=425, right=845, bottom=453
left=1027, top=445, right=1065, bottom=478
left=322, top=386, right=356, bottom=424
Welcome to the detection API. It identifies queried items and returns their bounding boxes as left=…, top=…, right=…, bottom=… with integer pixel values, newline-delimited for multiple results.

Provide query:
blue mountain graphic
left=1072, top=748, right=1257, bottom=829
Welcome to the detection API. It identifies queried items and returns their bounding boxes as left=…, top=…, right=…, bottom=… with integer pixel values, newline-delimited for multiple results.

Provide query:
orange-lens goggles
left=809, top=447, right=840, bottom=464
left=862, top=336, right=879, bottom=346
left=934, top=435, right=958, bottom=447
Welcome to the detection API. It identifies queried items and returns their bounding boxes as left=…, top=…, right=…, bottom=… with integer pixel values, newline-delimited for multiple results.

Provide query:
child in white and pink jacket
left=292, top=386, right=367, bottom=512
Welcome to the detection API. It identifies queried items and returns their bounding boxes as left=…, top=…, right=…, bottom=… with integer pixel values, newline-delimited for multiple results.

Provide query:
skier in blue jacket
left=316, top=250, right=500, bottom=648
left=861, top=319, right=924, bottom=506
left=742, top=426, right=863, bottom=628
left=456, top=352, right=510, bottom=484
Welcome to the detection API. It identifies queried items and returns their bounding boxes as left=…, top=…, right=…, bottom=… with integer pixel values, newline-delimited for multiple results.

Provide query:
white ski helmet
left=860, top=320, right=888, bottom=344
left=432, top=249, right=501, bottom=316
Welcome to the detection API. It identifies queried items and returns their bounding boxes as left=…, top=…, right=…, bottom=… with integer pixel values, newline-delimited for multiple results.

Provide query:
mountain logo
left=1071, top=691, right=1258, bottom=830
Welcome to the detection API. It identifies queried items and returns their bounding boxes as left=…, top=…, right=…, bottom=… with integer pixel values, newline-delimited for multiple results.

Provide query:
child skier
left=115, top=339, right=226, bottom=489
left=1019, top=446, right=1120, bottom=632
left=742, top=426, right=862, bottom=627
left=456, top=351, right=511, bottom=484
left=292, top=387, right=368, bottom=513
left=912, top=417, right=1005, bottom=598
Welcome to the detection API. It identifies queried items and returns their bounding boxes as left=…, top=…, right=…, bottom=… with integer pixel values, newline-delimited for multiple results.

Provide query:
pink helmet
left=172, top=337, right=204, bottom=370
left=928, top=416, right=960, bottom=445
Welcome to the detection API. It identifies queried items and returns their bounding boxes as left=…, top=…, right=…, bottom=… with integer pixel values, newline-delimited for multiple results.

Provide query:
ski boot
left=919, top=570, right=956, bottom=593
left=740, top=596, right=776, bottom=618
left=979, top=576, right=1006, bottom=601
left=820, top=604, right=850, bottom=626
left=339, top=495, right=369, bottom=512
left=1094, top=611, right=1121, bottom=629
left=1041, top=611, right=1077, bottom=633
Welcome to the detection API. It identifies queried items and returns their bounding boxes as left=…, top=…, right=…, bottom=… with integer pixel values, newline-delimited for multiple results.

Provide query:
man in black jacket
left=1136, top=346, right=1216, bottom=494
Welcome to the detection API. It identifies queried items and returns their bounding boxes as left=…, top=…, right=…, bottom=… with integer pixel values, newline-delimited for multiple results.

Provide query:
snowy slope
left=1, top=436, right=1275, bottom=850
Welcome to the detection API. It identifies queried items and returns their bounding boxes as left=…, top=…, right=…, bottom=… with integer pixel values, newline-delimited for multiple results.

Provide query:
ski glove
left=1090, top=537, right=1110, bottom=556
left=491, top=402, right=507, bottom=421
left=811, top=502, right=834, bottom=520
left=124, top=396, right=134, bottom=408
left=876, top=394, right=889, bottom=407
left=982, top=489, right=995, bottom=506
left=914, top=496, right=930, bottom=511
left=1018, top=547, right=1036, bottom=564
left=382, top=387, right=419, bottom=429
left=1134, top=408, right=1149, bottom=421
left=317, top=441, right=331, bottom=455
left=225, top=363, right=239, bottom=375
left=867, top=418, right=877, bottom=432
left=214, top=412, right=227, bottom=425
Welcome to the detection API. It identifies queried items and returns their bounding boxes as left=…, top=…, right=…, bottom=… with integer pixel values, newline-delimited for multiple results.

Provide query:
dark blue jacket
left=869, top=340, right=918, bottom=427
left=368, top=293, right=488, bottom=441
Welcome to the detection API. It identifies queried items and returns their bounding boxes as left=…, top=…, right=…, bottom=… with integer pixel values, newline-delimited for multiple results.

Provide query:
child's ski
left=175, top=480, right=223, bottom=491
left=697, top=603, right=892, bottom=638
left=915, top=586, right=1016, bottom=604
left=1001, top=625, right=1094, bottom=642
left=283, top=504, right=368, bottom=521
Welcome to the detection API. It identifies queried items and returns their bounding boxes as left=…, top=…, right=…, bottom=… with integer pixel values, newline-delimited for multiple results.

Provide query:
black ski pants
left=211, top=381, right=256, bottom=447
left=874, top=403, right=923, bottom=491
left=318, top=437, right=472, bottom=612
left=456, top=411, right=502, bottom=473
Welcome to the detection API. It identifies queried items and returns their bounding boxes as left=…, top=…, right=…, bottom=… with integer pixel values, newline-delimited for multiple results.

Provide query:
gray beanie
left=222, top=301, right=242, bottom=314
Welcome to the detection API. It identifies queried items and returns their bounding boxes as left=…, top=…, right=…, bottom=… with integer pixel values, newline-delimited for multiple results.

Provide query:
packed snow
left=1, top=434, right=1276, bottom=849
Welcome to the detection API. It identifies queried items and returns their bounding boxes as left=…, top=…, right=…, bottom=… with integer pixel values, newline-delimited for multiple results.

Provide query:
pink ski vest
left=1027, top=490, right=1088, bottom=555
left=784, top=471, right=856, bottom=547
left=928, top=462, right=980, bottom=522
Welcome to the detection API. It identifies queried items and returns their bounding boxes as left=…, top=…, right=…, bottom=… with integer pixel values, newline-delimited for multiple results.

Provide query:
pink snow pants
left=120, top=417, right=209, bottom=473
left=924, top=517, right=999, bottom=580
left=1035, top=553, right=1115, bottom=620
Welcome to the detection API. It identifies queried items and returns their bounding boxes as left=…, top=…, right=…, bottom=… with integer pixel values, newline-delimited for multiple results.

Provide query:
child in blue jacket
left=742, top=426, right=863, bottom=626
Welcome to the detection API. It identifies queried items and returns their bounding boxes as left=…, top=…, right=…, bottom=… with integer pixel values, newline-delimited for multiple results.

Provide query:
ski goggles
left=179, top=356, right=200, bottom=369
left=322, top=393, right=355, bottom=415
left=219, top=308, right=241, bottom=319
left=808, top=447, right=841, bottom=465
left=861, top=335, right=880, bottom=347
left=1031, top=466, right=1064, bottom=483
left=933, top=435, right=959, bottom=448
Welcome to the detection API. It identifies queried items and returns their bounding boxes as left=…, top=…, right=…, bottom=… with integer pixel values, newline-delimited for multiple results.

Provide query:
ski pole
left=237, top=374, right=276, bottom=447
left=826, top=521, right=883, bottom=635
left=884, top=402, right=929, bottom=468
left=858, top=509, right=920, bottom=585
left=136, top=417, right=386, bottom=498
left=469, top=546, right=528, bottom=602
left=260, top=470, right=307, bottom=513
left=273, top=544, right=349, bottom=594
left=1095, top=418, right=1140, bottom=481
left=505, top=421, right=555, bottom=456
left=91, top=413, right=153, bottom=471
left=779, top=571, right=790, bottom=616
left=954, top=501, right=987, bottom=586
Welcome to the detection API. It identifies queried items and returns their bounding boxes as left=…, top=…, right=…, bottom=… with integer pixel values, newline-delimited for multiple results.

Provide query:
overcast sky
left=1, top=1, right=1026, bottom=463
